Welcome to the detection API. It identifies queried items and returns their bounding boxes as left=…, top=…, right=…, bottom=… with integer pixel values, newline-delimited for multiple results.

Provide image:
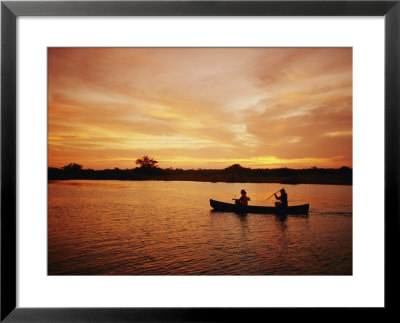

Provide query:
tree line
left=48, top=156, right=352, bottom=185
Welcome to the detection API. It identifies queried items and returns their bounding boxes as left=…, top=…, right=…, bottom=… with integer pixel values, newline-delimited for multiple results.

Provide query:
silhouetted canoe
left=210, top=199, right=309, bottom=215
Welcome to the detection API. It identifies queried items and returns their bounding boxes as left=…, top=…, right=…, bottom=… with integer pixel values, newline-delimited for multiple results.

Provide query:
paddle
left=266, top=187, right=285, bottom=201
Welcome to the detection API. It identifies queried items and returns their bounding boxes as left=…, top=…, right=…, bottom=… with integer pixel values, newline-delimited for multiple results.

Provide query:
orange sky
left=48, top=48, right=352, bottom=170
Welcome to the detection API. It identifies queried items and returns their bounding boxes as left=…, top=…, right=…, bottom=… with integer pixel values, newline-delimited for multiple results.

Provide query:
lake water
left=48, top=180, right=352, bottom=275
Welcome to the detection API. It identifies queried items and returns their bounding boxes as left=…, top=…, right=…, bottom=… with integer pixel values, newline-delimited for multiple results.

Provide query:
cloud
left=48, top=48, right=352, bottom=169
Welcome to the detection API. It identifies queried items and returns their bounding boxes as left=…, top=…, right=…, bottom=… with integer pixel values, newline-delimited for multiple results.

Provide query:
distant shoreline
left=48, top=165, right=352, bottom=185
left=48, top=178, right=352, bottom=186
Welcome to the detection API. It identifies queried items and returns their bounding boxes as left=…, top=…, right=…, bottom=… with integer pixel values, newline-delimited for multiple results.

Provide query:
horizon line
left=48, top=164, right=353, bottom=171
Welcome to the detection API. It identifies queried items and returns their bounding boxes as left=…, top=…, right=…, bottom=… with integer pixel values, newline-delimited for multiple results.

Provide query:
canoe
left=210, top=199, right=309, bottom=215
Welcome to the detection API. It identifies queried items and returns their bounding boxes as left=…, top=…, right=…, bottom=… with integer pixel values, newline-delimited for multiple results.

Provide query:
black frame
left=1, top=1, right=399, bottom=321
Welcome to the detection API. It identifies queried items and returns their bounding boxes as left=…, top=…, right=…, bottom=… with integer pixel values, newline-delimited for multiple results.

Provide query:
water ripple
left=48, top=180, right=352, bottom=275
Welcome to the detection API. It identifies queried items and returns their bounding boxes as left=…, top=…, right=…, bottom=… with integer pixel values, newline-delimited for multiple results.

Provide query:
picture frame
left=1, top=0, right=399, bottom=321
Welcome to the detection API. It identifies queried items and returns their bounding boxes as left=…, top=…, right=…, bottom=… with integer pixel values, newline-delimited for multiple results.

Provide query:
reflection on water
left=48, top=180, right=352, bottom=275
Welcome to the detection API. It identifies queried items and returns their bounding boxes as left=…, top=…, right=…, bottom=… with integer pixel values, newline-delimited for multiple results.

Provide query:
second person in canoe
left=274, top=189, right=288, bottom=208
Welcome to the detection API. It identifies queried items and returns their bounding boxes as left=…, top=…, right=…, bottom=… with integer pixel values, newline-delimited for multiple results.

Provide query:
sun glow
left=48, top=48, right=352, bottom=170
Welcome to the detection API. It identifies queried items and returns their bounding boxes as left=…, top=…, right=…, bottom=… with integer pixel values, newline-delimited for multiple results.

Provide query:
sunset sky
left=48, top=48, right=352, bottom=170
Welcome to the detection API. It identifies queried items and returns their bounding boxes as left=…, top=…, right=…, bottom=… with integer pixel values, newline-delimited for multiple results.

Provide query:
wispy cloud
left=48, top=48, right=352, bottom=169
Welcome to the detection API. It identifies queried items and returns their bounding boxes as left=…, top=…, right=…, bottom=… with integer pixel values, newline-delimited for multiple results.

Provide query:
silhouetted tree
left=59, top=163, right=83, bottom=179
left=135, top=155, right=159, bottom=168
left=225, top=164, right=243, bottom=170
left=62, top=163, right=83, bottom=171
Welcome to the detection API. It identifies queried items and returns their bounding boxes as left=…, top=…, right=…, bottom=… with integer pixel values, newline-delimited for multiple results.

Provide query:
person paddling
left=274, top=189, right=288, bottom=208
left=233, top=189, right=250, bottom=206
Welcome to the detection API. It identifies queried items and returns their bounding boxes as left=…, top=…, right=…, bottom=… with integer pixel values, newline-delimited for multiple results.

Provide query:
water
left=48, top=180, right=352, bottom=275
